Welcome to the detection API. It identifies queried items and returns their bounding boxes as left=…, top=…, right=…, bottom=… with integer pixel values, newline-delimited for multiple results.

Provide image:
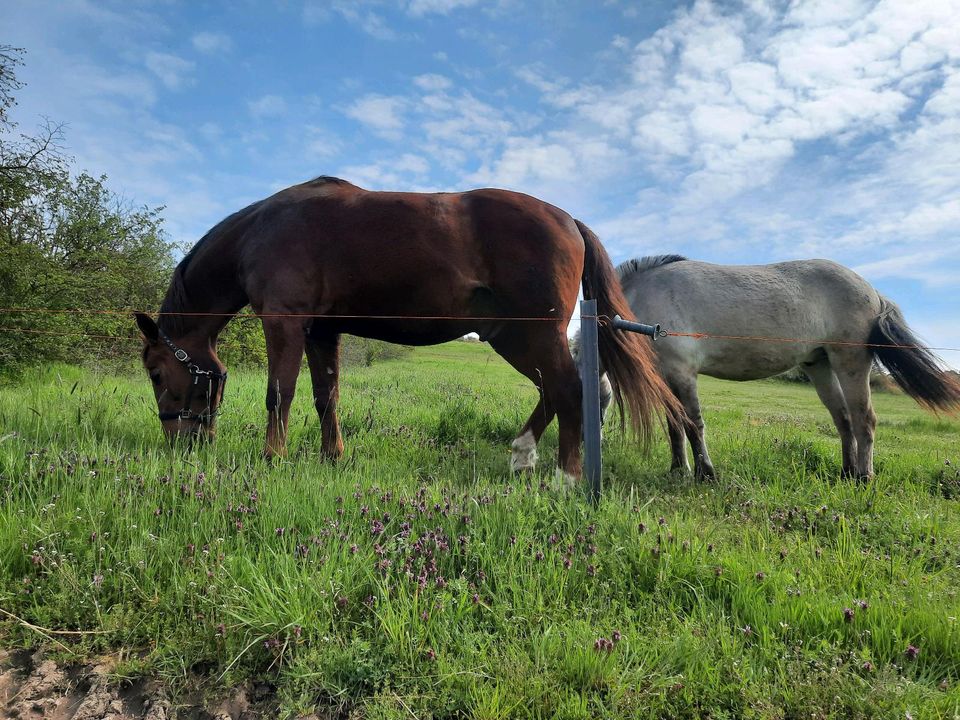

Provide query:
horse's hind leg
left=829, top=350, right=877, bottom=479
left=492, top=328, right=582, bottom=486
left=511, top=395, right=554, bottom=473
left=305, top=328, right=344, bottom=460
left=670, top=375, right=715, bottom=480
left=801, top=357, right=857, bottom=476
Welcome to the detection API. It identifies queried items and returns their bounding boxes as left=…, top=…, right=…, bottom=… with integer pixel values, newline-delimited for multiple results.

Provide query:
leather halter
left=156, top=330, right=228, bottom=424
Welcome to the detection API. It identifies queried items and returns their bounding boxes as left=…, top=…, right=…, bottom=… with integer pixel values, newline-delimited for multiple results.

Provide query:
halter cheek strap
left=157, top=331, right=228, bottom=424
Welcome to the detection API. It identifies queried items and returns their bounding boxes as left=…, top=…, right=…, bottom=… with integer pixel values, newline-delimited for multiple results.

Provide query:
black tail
left=576, top=219, right=685, bottom=445
left=870, top=297, right=960, bottom=413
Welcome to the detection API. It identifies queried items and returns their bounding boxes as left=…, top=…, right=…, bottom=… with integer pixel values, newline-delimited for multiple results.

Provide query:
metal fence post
left=579, top=298, right=602, bottom=504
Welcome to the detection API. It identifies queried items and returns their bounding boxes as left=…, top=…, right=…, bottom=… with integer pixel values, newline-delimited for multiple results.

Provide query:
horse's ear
left=134, top=312, right=160, bottom=343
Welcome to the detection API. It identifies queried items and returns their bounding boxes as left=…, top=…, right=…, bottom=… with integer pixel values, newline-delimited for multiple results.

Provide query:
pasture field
left=1, top=341, right=959, bottom=719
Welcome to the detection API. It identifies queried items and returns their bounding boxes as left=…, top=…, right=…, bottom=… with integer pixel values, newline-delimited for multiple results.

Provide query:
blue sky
left=3, top=0, right=959, bottom=366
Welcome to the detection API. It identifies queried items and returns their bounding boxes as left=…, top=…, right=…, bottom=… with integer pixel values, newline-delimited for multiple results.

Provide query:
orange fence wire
left=0, top=308, right=957, bottom=353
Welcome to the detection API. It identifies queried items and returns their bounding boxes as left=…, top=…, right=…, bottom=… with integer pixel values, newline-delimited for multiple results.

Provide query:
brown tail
left=576, top=219, right=685, bottom=445
left=870, top=297, right=960, bottom=413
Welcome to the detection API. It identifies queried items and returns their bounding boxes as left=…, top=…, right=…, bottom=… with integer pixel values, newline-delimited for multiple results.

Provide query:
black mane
left=158, top=199, right=262, bottom=335
left=308, top=175, right=350, bottom=185
left=616, top=254, right=687, bottom=283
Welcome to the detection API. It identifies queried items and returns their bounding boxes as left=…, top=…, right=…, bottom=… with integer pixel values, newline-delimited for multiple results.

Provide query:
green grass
left=1, top=341, right=959, bottom=718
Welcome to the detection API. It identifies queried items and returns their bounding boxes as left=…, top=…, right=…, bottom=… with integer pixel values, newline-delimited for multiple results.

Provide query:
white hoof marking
left=510, top=430, right=537, bottom=472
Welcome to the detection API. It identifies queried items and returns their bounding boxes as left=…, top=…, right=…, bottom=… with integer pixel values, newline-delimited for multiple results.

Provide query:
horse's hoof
left=262, top=447, right=287, bottom=462
left=320, top=444, right=344, bottom=462
left=552, top=468, right=577, bottom=491
left=510, top=431, right=538, bottom=473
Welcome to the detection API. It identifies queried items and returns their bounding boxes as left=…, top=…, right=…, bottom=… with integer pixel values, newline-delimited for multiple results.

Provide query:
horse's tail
left=869, top=297, right=960, bottom=413
left=576, top=219, right=685, bottom=444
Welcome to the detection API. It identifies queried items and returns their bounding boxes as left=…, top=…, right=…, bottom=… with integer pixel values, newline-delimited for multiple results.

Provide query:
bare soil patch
left=0, top=650, right=318, bottom=720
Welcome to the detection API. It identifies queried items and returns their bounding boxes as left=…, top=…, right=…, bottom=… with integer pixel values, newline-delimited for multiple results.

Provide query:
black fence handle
left=611, top=315, right=660, bottom=339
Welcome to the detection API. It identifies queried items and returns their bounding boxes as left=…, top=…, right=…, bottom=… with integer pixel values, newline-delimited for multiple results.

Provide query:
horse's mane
left=307, top=175, right=351, bottom=186
left=158, top=199, right=264, bottom=336
left=616, top=254, right=688, bottom=283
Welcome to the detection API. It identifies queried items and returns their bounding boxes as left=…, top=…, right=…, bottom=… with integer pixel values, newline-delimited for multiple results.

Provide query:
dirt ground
left=0, top=649, right=322, bottom=720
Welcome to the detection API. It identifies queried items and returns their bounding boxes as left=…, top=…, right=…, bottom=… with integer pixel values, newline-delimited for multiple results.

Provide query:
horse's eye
left=150, top=371, right=162, bottom=386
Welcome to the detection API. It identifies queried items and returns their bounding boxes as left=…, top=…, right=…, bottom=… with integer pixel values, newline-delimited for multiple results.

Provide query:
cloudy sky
left=3, top=0, right=959, bottom=365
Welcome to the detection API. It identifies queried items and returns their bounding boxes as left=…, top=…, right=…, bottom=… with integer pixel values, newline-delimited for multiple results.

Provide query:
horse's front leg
left=262, top=317, right=307, bottom=458
left=305, top=328, right=344, bottom=460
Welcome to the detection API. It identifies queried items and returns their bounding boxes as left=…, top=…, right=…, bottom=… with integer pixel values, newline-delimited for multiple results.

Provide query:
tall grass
left=1, top=343, right=959, bottom=718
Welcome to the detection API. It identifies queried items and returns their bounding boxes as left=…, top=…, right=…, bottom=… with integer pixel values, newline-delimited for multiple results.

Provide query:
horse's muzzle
left=163, top=420, right=216, bottom=448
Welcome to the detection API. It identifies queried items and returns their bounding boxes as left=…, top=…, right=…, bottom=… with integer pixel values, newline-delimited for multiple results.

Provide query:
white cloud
left=853, top=246, right=960, bottom=288
left=62, top=61, right=157, bottom=108
left=304, top=0, right=399, bottom=39
left=727, top=61, right=785, bottom=114
left=469, top=132, right=623, bottom=211
left=342, top=94, right=407, bottom=137
left=420, top=91, right=513, bottom=152
left=472, top=136, right=578, bottom=187
left=304, top=125, right=342, bottom=159
left=191, top=31, right=233, bottom=54
left=413, top=73, right=453, bottom=91
left=634, top=110, right=692, bottom=156
left=144, top=51, right=195, bottom=90
left=481, top=0, right=960, bottom=270
left=406, top=0, right=480, bottom=16
left=689, top=103, right=761, bottom=146
left=339, top=153, right=432, bottom=189
left=248, top=94, right=288, bottom=119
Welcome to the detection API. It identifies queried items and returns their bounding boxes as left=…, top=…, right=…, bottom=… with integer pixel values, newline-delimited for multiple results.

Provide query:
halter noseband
left=157, top=331, right=228, bottom=424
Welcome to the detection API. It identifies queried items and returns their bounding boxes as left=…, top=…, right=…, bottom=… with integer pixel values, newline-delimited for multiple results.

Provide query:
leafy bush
left=0, top=48, right=174, bottom=374
left=340, top=336, right=413, bottom=367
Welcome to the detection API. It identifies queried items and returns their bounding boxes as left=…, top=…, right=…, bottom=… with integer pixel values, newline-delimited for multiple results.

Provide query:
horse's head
left=135, top=313, right=227, bottom=444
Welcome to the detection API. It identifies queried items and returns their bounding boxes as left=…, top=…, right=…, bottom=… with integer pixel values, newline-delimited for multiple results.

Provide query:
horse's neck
left=160, top=248, right=247, bottom=344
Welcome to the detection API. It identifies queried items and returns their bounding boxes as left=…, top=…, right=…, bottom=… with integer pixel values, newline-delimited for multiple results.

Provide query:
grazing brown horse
left=135, top=176, right=680, bottom=484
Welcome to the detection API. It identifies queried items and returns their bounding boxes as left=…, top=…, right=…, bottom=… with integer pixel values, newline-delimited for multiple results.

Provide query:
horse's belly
left=334, top=319, right=477, bottom=346
left=692, top=341, right=810, bottom=381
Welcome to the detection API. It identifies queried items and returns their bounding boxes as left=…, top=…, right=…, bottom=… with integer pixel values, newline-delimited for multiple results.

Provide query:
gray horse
left=579, top=256, right=960, bottom=480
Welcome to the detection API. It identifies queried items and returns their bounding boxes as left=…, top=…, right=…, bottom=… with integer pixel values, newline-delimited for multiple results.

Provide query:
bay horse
left=134, top=176, right=681, bottom=485
left=582, top=255, right=960, bottom=480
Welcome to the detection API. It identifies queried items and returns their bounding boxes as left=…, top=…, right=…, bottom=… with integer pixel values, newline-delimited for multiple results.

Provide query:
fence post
left=579, top=298, right=602, bottom=504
